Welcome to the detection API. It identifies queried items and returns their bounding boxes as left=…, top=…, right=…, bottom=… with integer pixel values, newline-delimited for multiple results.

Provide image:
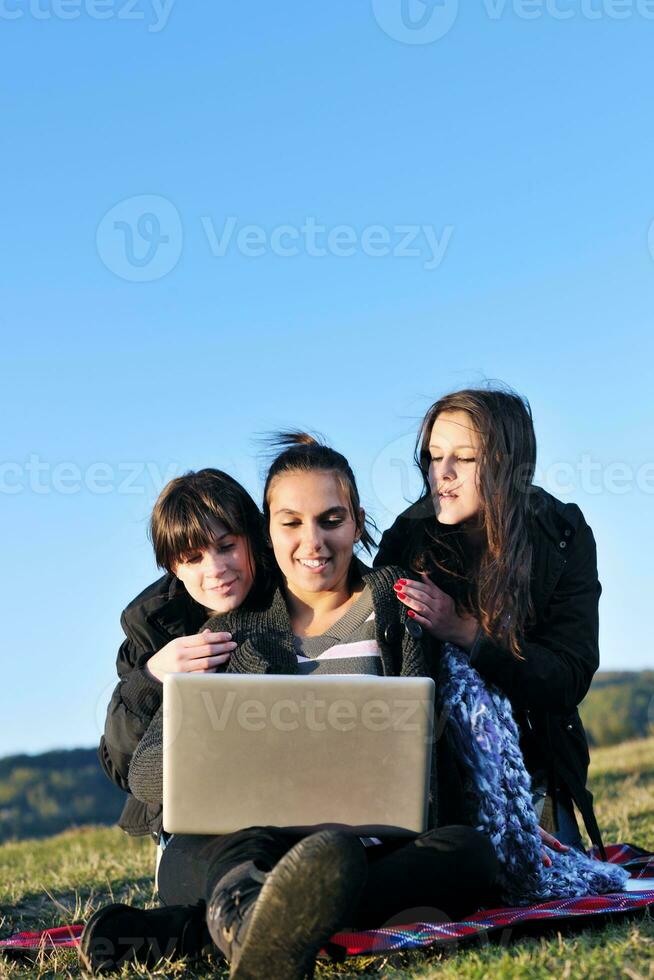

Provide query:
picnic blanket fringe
left=1, top=845, right=652, bottom=958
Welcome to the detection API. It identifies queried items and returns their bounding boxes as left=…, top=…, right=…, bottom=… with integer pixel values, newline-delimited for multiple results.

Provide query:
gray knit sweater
left=128, top=562, right=439, bottom=825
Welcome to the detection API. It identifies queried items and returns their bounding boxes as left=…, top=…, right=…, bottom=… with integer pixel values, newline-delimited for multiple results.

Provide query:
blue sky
left=2, top=1, right=653, bottom=757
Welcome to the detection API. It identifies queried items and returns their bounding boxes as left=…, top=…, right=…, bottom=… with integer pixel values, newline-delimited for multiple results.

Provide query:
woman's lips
left=206, top=579, right=237, bottom=594
left=296, top=557, right=331, bottom=573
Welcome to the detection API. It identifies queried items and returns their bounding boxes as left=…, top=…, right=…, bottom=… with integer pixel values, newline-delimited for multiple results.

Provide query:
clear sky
left=2, top=1, right=653, bottom=757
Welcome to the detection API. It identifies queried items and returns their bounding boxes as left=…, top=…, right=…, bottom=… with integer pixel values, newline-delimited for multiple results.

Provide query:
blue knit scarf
left=437, top=644, right=629, bottom=906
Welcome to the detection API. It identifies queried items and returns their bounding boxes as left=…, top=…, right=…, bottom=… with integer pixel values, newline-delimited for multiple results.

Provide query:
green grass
left=1, top=739, right=652, bottom=979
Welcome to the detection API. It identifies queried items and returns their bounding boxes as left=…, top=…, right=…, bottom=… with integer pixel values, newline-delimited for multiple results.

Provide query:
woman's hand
left=145, top=630, right=237, bottom=683
left=539, top=826, right=570, bottom=867
left=393, top=573, right=479, bottom=649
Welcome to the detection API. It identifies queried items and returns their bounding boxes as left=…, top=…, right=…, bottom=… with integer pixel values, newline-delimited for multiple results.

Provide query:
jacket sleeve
left=469, top=521, right=600, bottom=714
left=374, top=516, right=407, bottom=569
left=128, top=705, right=164, bottom=805
left=97, top=633, right=164, bottom=792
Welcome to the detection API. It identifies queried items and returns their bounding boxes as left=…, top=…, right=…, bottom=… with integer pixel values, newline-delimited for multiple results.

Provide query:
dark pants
left=157, top=824, right=499, bottom=929
left=555, top=792, right=585, bottom=852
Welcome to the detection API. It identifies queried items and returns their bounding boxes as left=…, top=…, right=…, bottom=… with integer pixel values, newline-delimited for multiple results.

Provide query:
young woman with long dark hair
left=375, top=387, right=604, bottom=854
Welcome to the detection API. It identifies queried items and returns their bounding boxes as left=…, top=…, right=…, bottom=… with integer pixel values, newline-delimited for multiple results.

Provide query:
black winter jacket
left=98, top=574, right=207, bottom=840
left=374, top=486, right=606, bottom=855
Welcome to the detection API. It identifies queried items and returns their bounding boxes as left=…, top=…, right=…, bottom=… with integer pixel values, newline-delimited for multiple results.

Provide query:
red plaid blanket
left=1, top=844, right=652, bottom=958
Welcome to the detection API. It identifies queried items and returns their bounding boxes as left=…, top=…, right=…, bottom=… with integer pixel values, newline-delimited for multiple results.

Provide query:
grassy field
left=0, top=738, right=652, bottom=979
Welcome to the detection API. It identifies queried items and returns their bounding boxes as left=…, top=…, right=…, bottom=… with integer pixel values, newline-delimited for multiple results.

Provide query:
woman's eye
left=322, top=519, right=344, bottom=528
left=219, top=543, right=235, bottom=553
left=184, top=554, right=201, bottom=564
left=430, top=456, right=442, bottom=463
left=457, top=457, right=476, bottom=464
left=282, top=521, right=301, bottom=527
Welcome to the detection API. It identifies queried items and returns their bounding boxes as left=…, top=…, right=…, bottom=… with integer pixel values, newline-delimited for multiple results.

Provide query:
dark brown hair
left=415, top=386, right=537, bottom=657
left=262, top=431, right=376, bottom=554
left=150, top=469, right=271, bottom=589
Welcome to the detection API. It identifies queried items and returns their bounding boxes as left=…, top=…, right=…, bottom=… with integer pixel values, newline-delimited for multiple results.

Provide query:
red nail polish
left=393, top=584, right=402, bottom=591
left=397, top=592, right=406, bottom=599
left=398, top=579, right=407, bottom=585
left=407, top=610, right=416, bottom=618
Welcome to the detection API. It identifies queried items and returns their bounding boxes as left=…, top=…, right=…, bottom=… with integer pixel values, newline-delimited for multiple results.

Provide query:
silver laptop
left=163, top=673, right=435, bottom=837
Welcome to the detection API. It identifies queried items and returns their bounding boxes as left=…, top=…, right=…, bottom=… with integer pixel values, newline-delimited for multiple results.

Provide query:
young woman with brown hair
left=375, top=386, right=604, bottom=854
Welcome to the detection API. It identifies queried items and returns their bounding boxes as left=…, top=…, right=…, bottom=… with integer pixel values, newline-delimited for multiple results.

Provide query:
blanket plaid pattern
left=1, top=844, right=652, bottom=958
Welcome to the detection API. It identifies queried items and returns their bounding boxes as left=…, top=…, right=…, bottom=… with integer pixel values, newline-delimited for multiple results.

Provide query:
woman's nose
left=203, top=549, right=227, bottom=575
left=439, top=456, right=457, bottom=480
left=301, top=523, right=323, bottom=553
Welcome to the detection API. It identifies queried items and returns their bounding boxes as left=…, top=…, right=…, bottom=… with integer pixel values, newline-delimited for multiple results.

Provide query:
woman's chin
left=435, top=510, right=459, bottom=525
left=206, top=593, right=243, bottom=614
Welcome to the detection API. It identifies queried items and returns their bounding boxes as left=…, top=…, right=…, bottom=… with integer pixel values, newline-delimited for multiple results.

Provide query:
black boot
left=79, top=901, right=211, bottom=974
left=206, top=829, right=367, bottom=980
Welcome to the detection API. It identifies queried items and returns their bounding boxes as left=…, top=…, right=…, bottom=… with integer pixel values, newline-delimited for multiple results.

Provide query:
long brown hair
left=415, top=387, right=537, bottom=657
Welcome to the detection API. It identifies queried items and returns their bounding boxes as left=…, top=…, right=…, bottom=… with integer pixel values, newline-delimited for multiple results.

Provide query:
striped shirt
left=294, top=585, right=384, bottom=846
left=293, top=586, right=382, bottom=676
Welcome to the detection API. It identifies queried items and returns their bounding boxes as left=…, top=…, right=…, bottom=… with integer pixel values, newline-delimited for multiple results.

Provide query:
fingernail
left=407, top=610, right=416, bottom=618
left=398, top=579, right=407, bottom=585
left=393, top=584, right=403, bottom=591
left=397, top=592, right=406, bottom=599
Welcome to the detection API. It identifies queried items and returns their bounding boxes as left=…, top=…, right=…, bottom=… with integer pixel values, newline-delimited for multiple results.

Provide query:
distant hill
left=0, top=748, right=125, bottom=844
left=0, top=671, right=651, bottom=843
left=579, top=670, right=654, bottom=747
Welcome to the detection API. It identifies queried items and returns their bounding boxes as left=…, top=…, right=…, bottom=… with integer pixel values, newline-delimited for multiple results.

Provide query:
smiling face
left=428, top=410, right=482, bottom=525
left=267, top=470, right=362, bottom=602
left=173, top=522, right=255, bottom=613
